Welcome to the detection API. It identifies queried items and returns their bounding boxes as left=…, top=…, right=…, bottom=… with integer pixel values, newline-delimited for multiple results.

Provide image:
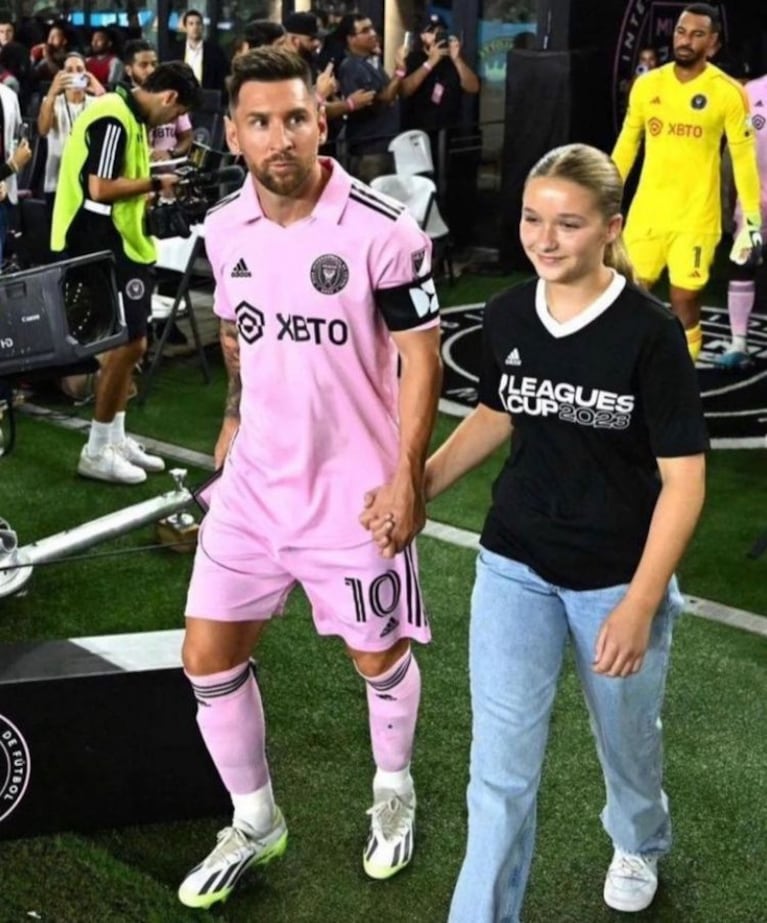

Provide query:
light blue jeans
left=448, top=548, right=684, bottom=923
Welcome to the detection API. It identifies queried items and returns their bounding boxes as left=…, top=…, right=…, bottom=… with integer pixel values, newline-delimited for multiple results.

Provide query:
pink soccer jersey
left=735, top=75, right=767, bottom=228
left=203, top=158, right=440, bottom=550
left=150, top=113, right=193, bottom=153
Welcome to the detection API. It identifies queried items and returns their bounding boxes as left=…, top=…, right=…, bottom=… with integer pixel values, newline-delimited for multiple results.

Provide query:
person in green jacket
left=51, top=61, right=201, bottom=484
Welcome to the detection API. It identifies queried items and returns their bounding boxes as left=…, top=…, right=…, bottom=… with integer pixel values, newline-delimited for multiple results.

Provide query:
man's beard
left=673, top=48, right=705, bottom=68
left=254, top=158, right=313, bottom=197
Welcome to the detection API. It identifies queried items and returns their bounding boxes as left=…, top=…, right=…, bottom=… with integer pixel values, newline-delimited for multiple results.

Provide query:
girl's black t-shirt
left=478, top=274, right=708, bottom=590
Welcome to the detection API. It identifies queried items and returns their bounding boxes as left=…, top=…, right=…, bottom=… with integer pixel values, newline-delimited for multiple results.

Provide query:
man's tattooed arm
left=220, top=319, right=241, bottom=421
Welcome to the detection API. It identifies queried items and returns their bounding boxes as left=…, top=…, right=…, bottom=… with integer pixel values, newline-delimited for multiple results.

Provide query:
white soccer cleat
left=178, top=811, right=288, bottom=909
left=603, top=848, right=659, bottom=912
left=363, top=791, right=416, bottom=880
left=116, top=436, right=165, bottom=472
left=77, top=444, right=147, bottom=484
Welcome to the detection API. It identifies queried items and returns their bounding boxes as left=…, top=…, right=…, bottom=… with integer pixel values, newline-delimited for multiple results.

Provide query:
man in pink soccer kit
left=177, top=48, right=443, bottom=910
left=719, top=68, right=767, bottom=369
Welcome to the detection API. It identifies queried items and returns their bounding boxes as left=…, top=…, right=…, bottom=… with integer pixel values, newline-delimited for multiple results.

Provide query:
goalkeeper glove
left=729, top=214, right=763, bottom=267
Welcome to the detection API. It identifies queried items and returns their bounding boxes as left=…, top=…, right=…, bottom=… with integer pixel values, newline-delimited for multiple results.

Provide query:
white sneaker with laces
left=116, top=436, right=165, bottom=472
left=363, top=790, right=416, bottom=880
left=603, top=848, right=659, bottom=912
left=77, top=444, right=147, bottom=484
left=178, top=810, right=288, bottom=909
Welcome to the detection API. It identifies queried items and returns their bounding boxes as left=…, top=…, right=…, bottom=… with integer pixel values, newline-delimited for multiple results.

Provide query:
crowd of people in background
left=0, top=6, right=482, bottom=272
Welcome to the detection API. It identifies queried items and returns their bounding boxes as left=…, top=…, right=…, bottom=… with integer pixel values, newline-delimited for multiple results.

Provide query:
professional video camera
left=145, top=161, right=245, bottom=240
left=0, top=251, right=123, bottom=456
left=0, top=251, right=123, bottom=379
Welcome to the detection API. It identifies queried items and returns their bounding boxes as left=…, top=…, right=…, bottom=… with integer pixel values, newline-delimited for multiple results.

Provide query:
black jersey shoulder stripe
left=349, top=183, right=405, bottom=218
left=206, top=188, right=243, bottom=218
left=349, top=190, right=403, bottom=222
left=350, top=180, right=406, bottom=209
left=349, top=182, right=405, bottom=215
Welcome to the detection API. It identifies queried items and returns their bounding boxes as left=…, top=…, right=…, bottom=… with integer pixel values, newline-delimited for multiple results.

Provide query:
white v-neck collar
left=535, top=271, right=626, bottom=338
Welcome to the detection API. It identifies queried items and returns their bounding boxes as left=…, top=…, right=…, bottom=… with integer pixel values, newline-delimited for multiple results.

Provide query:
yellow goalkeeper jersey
left=612, top=62, right=760, bottom=233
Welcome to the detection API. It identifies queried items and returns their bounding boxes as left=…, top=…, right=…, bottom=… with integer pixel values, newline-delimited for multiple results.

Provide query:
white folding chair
left=387, top=129, right=435, bottom=177
left=371, top=174, right=454, bottom=282
left=140, top=225, right=211, bottom=403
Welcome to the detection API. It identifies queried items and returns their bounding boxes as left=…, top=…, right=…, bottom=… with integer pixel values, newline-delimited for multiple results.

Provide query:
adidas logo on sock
left=505, top=348, right=521, bottom=366
left=231, top=258, right=251, bottom=278
left=380, top=616, right=399, bottom=638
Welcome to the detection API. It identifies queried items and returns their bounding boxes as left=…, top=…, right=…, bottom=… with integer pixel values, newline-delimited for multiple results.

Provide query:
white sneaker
left=363, top=791, right=416, bottom=880
left=77, top=444, right=147, bottom=484
left=178, top=811, right=288, bottom=909
left=603, top=848, right=659, bottom=912
left=116, top=436, right=165, bottom=472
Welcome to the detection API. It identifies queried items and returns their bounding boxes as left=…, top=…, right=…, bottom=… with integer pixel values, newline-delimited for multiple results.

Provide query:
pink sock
left=362, top=649, right=421, bottom=773
left=185, top=661, right=270, bottom=795
left=728, top=279, right=755, bottom=340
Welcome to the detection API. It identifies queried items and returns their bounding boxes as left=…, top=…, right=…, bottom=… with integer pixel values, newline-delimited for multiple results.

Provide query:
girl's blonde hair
left=525, top=143, right=636, bottom=283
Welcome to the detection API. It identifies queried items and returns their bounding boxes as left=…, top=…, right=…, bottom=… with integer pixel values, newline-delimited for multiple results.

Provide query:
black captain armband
left=375, top=275, right=440, bottom=331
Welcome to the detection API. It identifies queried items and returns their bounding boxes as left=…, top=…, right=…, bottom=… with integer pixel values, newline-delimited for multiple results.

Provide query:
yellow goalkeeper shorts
left=624, top=229, right=720, bottom=290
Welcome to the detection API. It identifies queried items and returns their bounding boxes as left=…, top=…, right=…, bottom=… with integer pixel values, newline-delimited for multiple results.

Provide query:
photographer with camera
left=401, top=14, right=479, bottom=127
left=51, top=62, right=202, bottom=484
left=38, top=53, right=106, bottom=218
left=400, top=14, right=480, bottom=248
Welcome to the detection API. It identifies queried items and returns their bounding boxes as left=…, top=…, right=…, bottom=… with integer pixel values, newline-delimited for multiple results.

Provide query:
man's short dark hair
left=123, top=38, right=154, bottom=65
left=228, top=47, right=313, bottom=111
left=143, top=60, right=203, bottom=110
left=336, top=13, right=368, bottom=44
left=182, top=9, right=203, bottom=26
left=682, top=4, right=722, bottom=35
left=243, top=19, right=286, bottom=49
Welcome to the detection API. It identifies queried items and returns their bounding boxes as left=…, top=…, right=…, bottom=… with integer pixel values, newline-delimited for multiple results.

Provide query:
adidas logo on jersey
left=231, top=258, right=251, bottom=278
left=650, top=96, right=662, bottom=104
left=380, top=616, right=399, bottom=638
left=505, top=348, right=522, bottom=366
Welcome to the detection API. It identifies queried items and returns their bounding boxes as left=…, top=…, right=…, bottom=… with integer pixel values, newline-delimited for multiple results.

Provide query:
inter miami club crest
left=0, top=713, right=30, bottom=824
left=310, top=254, right=349, bottom=295
left=125, top=278, right=145, bottom=300
left=691, top=94, right=707, bottom=110
left=440, top=304, right=767, bottom=443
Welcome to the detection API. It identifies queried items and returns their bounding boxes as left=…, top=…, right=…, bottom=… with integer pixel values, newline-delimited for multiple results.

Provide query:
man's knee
left=349, top=637, right=411, bottom=678
left=103, top=336, right=146, bottom=369
left=182, top=618, right=265, bottom=676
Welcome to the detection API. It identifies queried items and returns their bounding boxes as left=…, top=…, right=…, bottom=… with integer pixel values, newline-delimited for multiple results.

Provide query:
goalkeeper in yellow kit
left=612, top=3, right=762, bottom=361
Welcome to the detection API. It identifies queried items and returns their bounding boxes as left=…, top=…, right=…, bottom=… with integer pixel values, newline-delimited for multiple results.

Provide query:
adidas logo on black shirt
left=231, top=258, right=251, bottom=278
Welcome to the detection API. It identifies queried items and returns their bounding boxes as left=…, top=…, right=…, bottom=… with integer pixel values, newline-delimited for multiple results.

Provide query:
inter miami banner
left=440, top=304, right=767, bottom=444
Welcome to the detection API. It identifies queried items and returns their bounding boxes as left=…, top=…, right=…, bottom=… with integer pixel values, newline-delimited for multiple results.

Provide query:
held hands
left=593, top=599, right=655, bottom=678
left=730, top=214, right=763, bottom=267
left=360, top=474, right=427, bottom=559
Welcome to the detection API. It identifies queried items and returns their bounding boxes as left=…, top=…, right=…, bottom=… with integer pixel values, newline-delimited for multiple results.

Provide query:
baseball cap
left=423, top=13, right=448, bottom=32
left=283, top=12, right=319, bottom=38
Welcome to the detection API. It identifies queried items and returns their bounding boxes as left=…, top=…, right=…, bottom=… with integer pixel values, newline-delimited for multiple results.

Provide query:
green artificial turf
left=0, top=265, right=765, bottom=922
